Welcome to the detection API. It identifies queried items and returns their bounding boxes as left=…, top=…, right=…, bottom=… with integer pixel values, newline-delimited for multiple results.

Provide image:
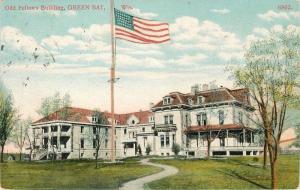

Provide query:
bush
left=252, top=157, right=259, bottom=162
left=172, top=143, right=180, bottom=156
left=145, top=144, right=151, bottom=155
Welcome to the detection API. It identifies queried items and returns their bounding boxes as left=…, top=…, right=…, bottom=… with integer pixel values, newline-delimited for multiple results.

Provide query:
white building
left=31, top=85, right=263, bottom=160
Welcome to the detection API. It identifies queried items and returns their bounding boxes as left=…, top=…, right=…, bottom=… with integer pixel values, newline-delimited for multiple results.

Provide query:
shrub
left=172, top=143, right=180, bottom=156
left=252, top=157, right=259, bottom=162
left=145, top=144, right=151, bottom=155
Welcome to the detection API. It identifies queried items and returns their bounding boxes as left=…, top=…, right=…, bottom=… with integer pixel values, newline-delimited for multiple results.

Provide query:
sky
left=0, top=0, right=300, bottom=120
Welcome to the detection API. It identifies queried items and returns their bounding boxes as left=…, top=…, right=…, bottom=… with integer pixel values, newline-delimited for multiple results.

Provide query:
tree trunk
left=207, top=140, right=211, bottom=160
left=95, top=148, right=99, bottom=169
left=19, top=151, right=22, bottom=161
left=263, top=140, right=268, bottom=168
left=271, top=159, right=278, bottom=189
left=29, top=149, right=32, bottom=161
left=0, top=145, right=4, bottom=163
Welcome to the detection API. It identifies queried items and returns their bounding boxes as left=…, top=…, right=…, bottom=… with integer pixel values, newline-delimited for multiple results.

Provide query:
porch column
left=226, top=130, right=228, bottom=146
left=71, top=126, right=73, bottom=152
left=243, top=128, right=245, bottom=146
left=197, top=132, right=200, bottom=148
left=39, top=127, right=42, bottom=148
left=57, top=124, right=61, bottom=152
left=48, top=125, right=51, bottom=149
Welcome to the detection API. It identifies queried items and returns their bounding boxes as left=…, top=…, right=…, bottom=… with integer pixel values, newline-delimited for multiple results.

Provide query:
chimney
left=191, top=84, right=199, bottom=95
left=202, top=84, right=209, bottom=91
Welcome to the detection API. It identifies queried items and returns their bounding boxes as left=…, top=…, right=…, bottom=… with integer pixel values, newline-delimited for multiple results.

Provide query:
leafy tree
left=172, top=143, right=180, bottom=156
left=37, top=92, right=72, bottom=118
left=11, top=118, right=32, bottom=161
left=92, top=110, right=108, bottom=168
left=0, top=81, right=17, bottom=163
left=231, top=26, right=300, bottom=189
left=137, top=144, right=142, bottom=156
left=145, top=144, right=151, bottom=155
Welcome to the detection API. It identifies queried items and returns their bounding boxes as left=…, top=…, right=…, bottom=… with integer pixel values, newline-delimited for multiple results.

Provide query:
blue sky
left=0, top=0, right=299, bottom=119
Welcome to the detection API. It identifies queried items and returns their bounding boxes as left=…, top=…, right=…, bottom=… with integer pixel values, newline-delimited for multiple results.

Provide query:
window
left=131, top=120, right=135, bottom=124
left=93, top=127, right=97, bottom=134
left=105, top=139, right=108, bottom=148
left=185, top=114, right=189, bottom=126
left=163, top=97, right=171, bottom=105
left=81, top=153, right=84, bottom=157
left=172, top=134, right=176, bottom=144
left=124, top=128, right=127, bottom=135
left=160, top=135, right=164, bottom=147
left=143, top=137, right=147, bottom=147
left=219, top=110, right=224, bottom=125
left=92, top=116, right=98, bottom=123
left=220, top=137, right=225, bottom=147
left=43, top=127, right=48, bottom=133
left=105, top=128, right=108, bottom=136
left=166, top=134, right=170, bottom=147
left=142, top=127, right=145, bottom=132
left=81, top=139, right=84, bottom=149
left=197, top=113, right=207, bottom=126
left=188, top=98, right=193, bottom=105
left=51, top=125, right=57, bottom=132
left=164, top=115, right=168, bottom=124
left=81, top=126, right=84, bottom=133
left=164, top=115, right=174, bottom=125
left=238, top=111, right=243, bottom=124
left=93, top=139, right=97, bottom=148
left=169, top=115, right=174, bottom=124
left=197, top=96, right=204, bottom=104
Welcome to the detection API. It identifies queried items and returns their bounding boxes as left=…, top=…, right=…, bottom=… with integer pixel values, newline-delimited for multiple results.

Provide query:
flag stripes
left=114, top=9, right=170, bottom=44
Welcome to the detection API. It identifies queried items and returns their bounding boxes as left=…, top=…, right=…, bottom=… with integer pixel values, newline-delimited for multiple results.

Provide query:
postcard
left=0, top=0, right=299, bottom=189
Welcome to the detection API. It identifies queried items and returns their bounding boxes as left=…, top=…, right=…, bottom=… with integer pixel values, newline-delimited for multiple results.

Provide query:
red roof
left=33, top=107, right=153, bottom=125
left=185, top=124, right=247, bottom=133
left=153, top=87, right=251, bottom=108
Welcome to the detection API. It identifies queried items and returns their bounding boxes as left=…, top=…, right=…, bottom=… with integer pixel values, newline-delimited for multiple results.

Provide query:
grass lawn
left=0, top=158, right=161, bottom=189
left=146, top=154, right=299, bottom=189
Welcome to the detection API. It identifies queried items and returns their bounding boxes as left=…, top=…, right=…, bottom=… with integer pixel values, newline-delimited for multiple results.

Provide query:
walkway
left=119, top=158, right=178, bottom=190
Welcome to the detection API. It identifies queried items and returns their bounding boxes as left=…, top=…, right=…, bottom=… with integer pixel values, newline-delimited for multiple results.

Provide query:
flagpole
left=110, top=0, right=116, bottom=162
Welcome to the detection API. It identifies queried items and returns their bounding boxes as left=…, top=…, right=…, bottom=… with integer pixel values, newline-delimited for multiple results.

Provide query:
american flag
left=114, top=9, right=170, bottom=44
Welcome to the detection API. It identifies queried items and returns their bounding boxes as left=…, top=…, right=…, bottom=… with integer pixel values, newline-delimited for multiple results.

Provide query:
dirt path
left=119, top=158, right=178, bottom=190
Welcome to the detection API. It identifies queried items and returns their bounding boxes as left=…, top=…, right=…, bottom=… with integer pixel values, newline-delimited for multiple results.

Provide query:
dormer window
left=163, top=97, right=171, bottom=105
left=92, top=116, right=98, bottom=123
left=197, top=96, right=204, bottom=104
left=131, top=120, right=135, bottom=124
left=188, top=98, right=193, bottom=105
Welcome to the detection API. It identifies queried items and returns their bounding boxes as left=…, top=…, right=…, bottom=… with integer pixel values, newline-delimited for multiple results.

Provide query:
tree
left=172, top=143, right=180, bottom=156
left=231, top=27, right=300, bottom=189
left=137, top=144, right=142, bottom=156
left=0, top=82, right=17, bottom=163
left=25, top=119, right=34, bottom=161
left=11, top=118, right=32, bottom=161
left=145, top=144, right=151, bottom=155
left=92, top=110, right=108, bottom=168
left=37, top=92, right=72, bottom=118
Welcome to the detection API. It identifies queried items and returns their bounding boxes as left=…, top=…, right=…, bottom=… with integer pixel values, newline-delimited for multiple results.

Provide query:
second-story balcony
left=155, top=124, right=177, bottom=132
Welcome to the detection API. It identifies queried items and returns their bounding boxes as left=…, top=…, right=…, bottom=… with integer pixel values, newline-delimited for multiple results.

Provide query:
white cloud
left=168, top=54, right=207, bottom=66
left=41, top=35, right=87, bottom=50
left=257, top=10, right=300, bottom=21
left=68, top=24, right=110, bottom=40
left=170, top=17, right=243, bottom=61
left=0, top=26, right=41, bottom=53
left=210, top=9, right=230, bottom=14
left=128, top=8, right=158, bottom=19
left=253, top=27, right=270, bottom=36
